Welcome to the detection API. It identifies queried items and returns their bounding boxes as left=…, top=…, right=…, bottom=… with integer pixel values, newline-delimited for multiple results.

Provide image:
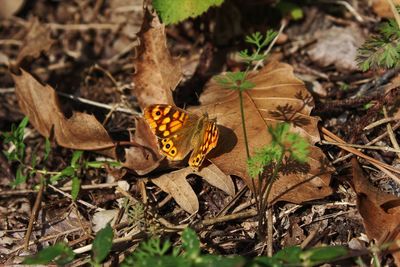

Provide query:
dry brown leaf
left=0, top=0, right=24, bottom=18
left=133, top=10, right=181, bottom=108
left=16, top=18, right=54, bottom=66
left=150, top=164, right=235, bottom=214
left=12, top=69, right=116, bottom=157
left=372, top=0, right=400, bottom=18
left=151, top=169, right=200, bottom=214
left=198, top=164, right=235, bottom=196
left=194, top=61, right=332, bottom=204
left=351, top=158, right=400, bottom=265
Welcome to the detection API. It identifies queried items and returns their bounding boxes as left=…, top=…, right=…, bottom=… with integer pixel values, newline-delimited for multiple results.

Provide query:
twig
left=2, top=87, right=138, bottom=115
left=73, top=232, right=144, bottom=254
left=0, top=182, right=120, bottom=196
left=321, top=127, right=400, bottom=175
left=333, top=121, right=400, bottom=164
left=0, top=39, right=23, bottom=46
left=199, top=209, right=257, bottom=227
left=24, top=181, right=44, bottom=250
left=334, top=1, right=364, bottom=22
left=364, top=117, right=400, bottom=130
left=321, top=140, right=400, bottom=153
left=11, top=227, right=84, bottom=254
left=47, top=23, right=119, bottom=31
left=0, top=87, right=15, bottom=93
left=383, top=107, right=400, bottom=159
left=57, top=91, right=139, bottom=115
left=267, top=208, right=273, bottom=256
left=48, top=184, right=102, bottom=210
left=253, top=20, right=287, bottom=71
left=386, top=0, right=400, bottom=28
left=216, top=186, right=248, bottom=217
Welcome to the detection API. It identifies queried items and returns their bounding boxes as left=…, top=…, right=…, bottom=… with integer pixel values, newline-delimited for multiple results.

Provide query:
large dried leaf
left=133, top=10, right=181, bottom=108
left=151, top=164, right=235, bottom=214
left=195, top=61, right=332, bottom=204
left=12, top=69, right=115, bottom=156
left=372, top=0, right=400, bottom=18
left=16, top=18, right=54, bottom=66
left=351, top=158, right=400, bottom=265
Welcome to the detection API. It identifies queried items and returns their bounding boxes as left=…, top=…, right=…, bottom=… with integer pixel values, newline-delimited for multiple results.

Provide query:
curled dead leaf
left=133, top=9, right=181, bottom=108
left=351, top=158, right=400, bottom=265
left=12, top=69, right=116, bottom=157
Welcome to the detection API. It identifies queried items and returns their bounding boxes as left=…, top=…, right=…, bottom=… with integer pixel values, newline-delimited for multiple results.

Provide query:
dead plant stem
left=386, top=0, right=400, bottom=28
left=24, top=179, right=44, bottom=250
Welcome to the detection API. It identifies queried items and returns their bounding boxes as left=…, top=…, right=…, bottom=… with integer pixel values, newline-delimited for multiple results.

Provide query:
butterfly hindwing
left=188, top=120, right=219, bottom=168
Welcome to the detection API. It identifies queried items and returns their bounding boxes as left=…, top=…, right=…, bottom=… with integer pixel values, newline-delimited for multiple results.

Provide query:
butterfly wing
left=188, top=117, right=219, bottom=169
left=144, top=104, right=198, bottom=161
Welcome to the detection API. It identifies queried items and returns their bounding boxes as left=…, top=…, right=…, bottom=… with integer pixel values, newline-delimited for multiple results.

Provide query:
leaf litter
left=2, top=1, right=400, bottom=265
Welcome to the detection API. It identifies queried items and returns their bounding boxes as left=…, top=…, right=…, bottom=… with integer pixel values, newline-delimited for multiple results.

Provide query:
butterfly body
left=143, top=104, right=219, bottom=169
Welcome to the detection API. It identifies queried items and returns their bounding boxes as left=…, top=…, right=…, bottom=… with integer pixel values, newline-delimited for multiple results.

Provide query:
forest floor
left=1, top=0, right=400, bottom=266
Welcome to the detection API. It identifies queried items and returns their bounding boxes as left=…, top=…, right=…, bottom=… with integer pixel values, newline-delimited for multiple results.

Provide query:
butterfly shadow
left=208, top=125, right=237, bottom=159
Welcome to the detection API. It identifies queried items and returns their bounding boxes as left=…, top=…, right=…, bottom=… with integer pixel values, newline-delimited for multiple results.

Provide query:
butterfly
left=143, top=104, right=219, bottom=169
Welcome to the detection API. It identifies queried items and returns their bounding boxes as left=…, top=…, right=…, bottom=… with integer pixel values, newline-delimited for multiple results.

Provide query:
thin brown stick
left=321, top=140, right=400, bottom=153
left=267, top=207, right=273, bottom=256
left=24, top=181, right=44, bottom=250
left=321, top=127, right=400, bottom=175
left=333, top=121, right=400, bottom=164
left=383, top=107, right=400, bottom=159
left=364, top=117, right=400, bottom=130
left=386, top=0, right=400, bottom=28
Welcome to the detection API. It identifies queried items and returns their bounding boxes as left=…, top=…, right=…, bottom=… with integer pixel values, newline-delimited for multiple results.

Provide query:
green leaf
left=153, top=0, right=224, bottom=25
left=11, top=165, right=27, bottom=187
left=44, top=138, right=51, bottom=161
left=122, top=255, right=189, bottom=267
left=181, top=228, right=200, bottom=259
left=50, top=166, right=75, bottom=183
left=277, top=1, right=303, bottom=21
left=92, top=223, right=114, bottom=264
left=71, top=176, right=81, bottom=201
left=300, top=246, right=347, bottom=266
left=31, top=153, right=37, bottom=169
left=71, top=150, right=83, bottom=168
left=23, top=243, right=75, bottom=265
left=195, top=255, right=245, bottom=267
left=17, top=117, right=29, bottom=140
left=273, top=246, right=302, bottom=264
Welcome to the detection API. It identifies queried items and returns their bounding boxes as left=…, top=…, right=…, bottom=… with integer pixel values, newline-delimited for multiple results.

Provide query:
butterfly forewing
left=143, top=104, right=199, bottom=161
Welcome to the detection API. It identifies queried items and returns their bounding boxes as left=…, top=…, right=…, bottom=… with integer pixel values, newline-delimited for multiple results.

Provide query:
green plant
left=357, top=3, right=400, bottom=71
left=215, top=30, right=278, bottom=158
left=23, top=223, right=114, bottom=266
left=121, top=228, right=347, bottom=267
left=153, top=0, right=225, bottom=25
left=1, top=117, right=120, bottom=200
left=247, top=122, right=309, bottom=240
